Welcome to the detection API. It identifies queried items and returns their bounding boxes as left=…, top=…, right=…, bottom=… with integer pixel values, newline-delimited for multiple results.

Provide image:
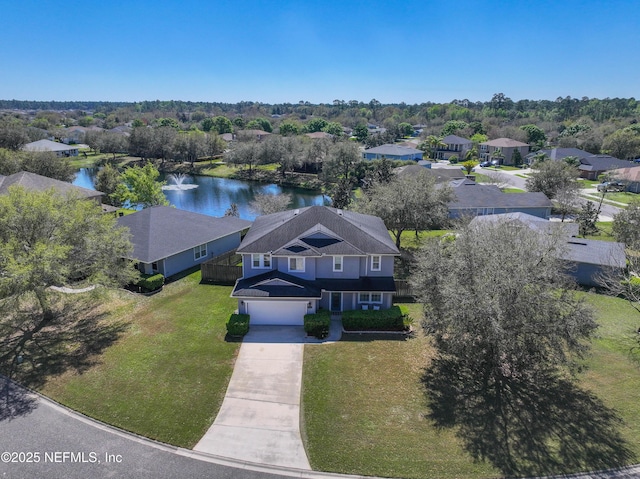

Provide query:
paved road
left=3, top=375, right=640, bottom=479
left=0, top=378, right=309, bottom=479
left=476, top=166, right=624, bottom=220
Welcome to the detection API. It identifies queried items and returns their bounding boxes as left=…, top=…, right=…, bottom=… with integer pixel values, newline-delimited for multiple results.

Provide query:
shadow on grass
left=423, top=357, right=635, bottom=477
left=0, top=299, right=129, bottom=392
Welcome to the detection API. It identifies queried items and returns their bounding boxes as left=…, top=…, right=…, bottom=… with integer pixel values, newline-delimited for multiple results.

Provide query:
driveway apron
left=194, top=326, right=311, bottom=469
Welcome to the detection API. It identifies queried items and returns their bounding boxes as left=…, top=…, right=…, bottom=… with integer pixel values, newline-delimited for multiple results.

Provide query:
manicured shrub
left=304, top=310, right=331, bottom=339
left=136, top=273, right=165, bottom=292
left=226, top=313, right=250, bottom=337
left=342, top=305, right=407, bottom=331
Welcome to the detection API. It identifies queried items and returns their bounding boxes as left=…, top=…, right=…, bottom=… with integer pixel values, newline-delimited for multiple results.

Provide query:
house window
left=194, top=244, right=207, bottom=260
left=371, top=255, right=381, bottom=271
left=333, top=256, right=343, bottom=272
left=252, top=254, right=271, bottom=269
left=289, top=257, right=305, bottom=272
left=359, top=292, right=383, bottom=304
left=152, top=262, right=158, bottom=272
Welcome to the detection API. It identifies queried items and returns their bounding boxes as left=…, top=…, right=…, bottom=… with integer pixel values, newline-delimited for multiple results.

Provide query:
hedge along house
left=231, top=206, right=399, bottom=326
left=117, top=206, right=251, bottom=278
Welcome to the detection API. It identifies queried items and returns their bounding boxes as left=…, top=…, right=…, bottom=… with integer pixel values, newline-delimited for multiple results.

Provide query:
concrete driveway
left=194, top=324, right=340, bottom=469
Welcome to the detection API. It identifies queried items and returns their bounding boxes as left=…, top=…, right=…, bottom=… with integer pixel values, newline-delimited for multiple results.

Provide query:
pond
left=73, top=168, right=329, bottom=220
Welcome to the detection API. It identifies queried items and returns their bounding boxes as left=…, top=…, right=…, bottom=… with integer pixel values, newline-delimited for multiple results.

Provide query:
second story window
left=371, top=255, right=381, bottom=271
left=333, top=256, right=343, bottom=272
left=289, top=257, right=305, bottom=272
left=252, top=254, right=271, bottom=269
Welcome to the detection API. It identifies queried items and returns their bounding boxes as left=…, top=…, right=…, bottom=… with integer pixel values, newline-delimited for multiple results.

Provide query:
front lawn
left=40, top=271, right=239, bottom=448
left=302, top=297, right=640, bottom=478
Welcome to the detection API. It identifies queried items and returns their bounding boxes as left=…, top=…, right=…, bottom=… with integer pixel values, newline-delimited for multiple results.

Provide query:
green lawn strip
left=302, top=335, right=498, bottom=479
left=302, top=296, right=640, bottom=478
left=602, top=192, right=639, bottom=205
left=396, top=229, right=451, bottom=250
left=577, top=179, right=601, bottom=189
left=580, top=293, right=640, bottom=453
left=502, top=187, right=525, bottom=193
left=40, top=271, right=239, bottom=448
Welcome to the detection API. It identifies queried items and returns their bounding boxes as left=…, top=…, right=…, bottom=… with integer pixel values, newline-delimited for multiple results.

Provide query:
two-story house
left=436, top=135, right=473, bottom=161
left=479, top=138, right=530, bottom=165
left=231, top=206, right=400, bottom=325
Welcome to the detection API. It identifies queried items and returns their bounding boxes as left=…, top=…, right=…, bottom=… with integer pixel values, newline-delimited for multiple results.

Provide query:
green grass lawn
left=602, top=192, right=639, bottom=205
left=198, top=161, right=279, bottom=178
left=577, top=179, right=600, bottom=189
left=502, top=187, right=525, bottom=193
left=302, top=296, right=640, bottom=479
left=40, top=271, right=239, bottom=448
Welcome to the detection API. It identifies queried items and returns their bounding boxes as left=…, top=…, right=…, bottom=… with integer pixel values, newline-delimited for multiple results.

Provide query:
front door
left=330, top=292, right=342, bottom=312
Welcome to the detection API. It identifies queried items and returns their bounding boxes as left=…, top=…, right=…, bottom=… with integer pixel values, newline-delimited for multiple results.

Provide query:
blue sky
left=1, top=0, right=638, bottom=104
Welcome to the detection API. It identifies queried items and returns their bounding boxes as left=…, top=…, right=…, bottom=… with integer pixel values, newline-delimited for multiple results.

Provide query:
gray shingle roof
left=470, top=212, right=580, bottom=236
left=364, top=144, right=422, bottom=156
left=481, top=138, right=529, bottom=148
left=470, top=213, right=625, bottom=268
left=562, top=239, right=626, bottom=268
left=526, top=147, right=592, bottom=161
left=448, top=180, right=552, bottom=209
left=232, top=270, right=396, bottom=298
left=578, top=155, right=631, bottom=172
left=117, top=206, right=252, bottom=263
left=442, top=135, right=472, bottom=145
left=237, top=206, right=399, bottom=256
left=397, top=165, right=465, bottom=182
left=22, top=139, right=78, bottom=152
left=0, top=171, right=103, bottom=200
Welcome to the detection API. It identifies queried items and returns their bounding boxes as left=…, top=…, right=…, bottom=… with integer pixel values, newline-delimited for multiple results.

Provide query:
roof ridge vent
left=294, top=209, right=300, bottom=215
left=337, top=209, right=343, bottom=216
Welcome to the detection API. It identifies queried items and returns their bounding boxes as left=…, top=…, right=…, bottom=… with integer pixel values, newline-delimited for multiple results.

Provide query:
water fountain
left=162, top=173, right=199, bottom=191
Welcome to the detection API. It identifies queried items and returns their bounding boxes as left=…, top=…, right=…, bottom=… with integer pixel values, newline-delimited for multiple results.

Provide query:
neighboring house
left=479, top=138, right=529, bottom=165
left=435, top=135, right=473, bottom=161
left=23, top=139, right=79, bottom=157
left=470, top=213, right=626, bottom=287
left=0, top=171, right=103, bottom=203
left=62, top=126, right=103, bottom=144
left=524, top=147, right=632, bottom=179
left=237, top=129, right=271, bottom=141
left=577, top=155, right=631, bottom=180
left=524, top=147, right=592, bottom=164
left=447, top=179, right=552, bottom=219
left=305, top=131, right=334, bottom=140
left=231, top=206, right=400, bottom=325
left=609, top=165, right=640, bottom=193
left=363, top=144, right=423, bottom=161
left=117, top=206, right=251, bottom=278
left=397, top=164, right=464, bottom=182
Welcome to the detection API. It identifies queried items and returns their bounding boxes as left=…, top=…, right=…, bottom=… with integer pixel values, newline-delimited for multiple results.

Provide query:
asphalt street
left=0, top=378, right=306, bottom=479
left=475, top=166, right=623, bottom=220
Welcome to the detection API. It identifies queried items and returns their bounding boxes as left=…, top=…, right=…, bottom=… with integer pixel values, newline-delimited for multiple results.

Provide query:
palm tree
left=491, top=147, right=505, bottom=165
left=427, top=135, right=447, bottom=161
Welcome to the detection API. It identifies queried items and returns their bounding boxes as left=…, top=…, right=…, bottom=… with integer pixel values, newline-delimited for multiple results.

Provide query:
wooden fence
left=393, top=279, right=414, bottom=299
left=201, top=251, right=243, bottom=284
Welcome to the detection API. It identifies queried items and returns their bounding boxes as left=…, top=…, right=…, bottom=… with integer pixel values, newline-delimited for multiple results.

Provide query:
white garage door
left=245, top=300, right=307, bottom=326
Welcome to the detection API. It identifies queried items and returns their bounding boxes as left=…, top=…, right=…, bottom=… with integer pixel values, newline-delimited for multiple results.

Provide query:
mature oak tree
left=354, top=169, right=452, bottom=248
left=0, top=186, right=136, bottom=324
left=410, top=222, right=625, bottom=475
left=114, top=162, right=169, bottom=208
left=526, top=160, right=579, bottom=199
